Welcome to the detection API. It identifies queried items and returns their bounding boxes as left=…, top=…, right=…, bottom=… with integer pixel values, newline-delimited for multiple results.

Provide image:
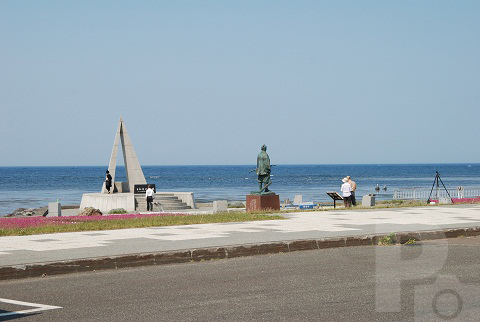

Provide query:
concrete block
left=213, top=200, right=228, bottom=213
left=48, top=202, right=62, bottom=217
left=362, top=194, right=376, bottom=207
left=126, top=194, right=135, bottom=212
left=293, top=194, right=302, bottom=205
left=80, top=193, right=136, bottom=213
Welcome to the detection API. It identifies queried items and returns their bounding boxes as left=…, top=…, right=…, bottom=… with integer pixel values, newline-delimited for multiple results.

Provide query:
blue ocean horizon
left=1, top=163, right=480, bottom=215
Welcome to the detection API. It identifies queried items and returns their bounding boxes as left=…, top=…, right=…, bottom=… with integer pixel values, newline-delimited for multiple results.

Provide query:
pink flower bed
left=429, top=197, right=480, bottom=204
left=0, top=213, right=187, bottom=229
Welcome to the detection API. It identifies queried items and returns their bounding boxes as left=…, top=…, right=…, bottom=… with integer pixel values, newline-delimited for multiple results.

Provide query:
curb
left=2, top=226, right=480, bottom=281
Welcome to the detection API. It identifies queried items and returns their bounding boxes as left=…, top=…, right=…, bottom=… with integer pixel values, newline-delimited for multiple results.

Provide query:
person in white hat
left=346, top=176, right=357, bottom=206
left=341, top=177, right=352, bottom=207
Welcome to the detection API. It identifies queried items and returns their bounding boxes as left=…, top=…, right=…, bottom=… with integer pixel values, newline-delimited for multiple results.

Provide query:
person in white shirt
left=145, top=185, right=154, bottom=211
left=341, top=177, right=352, bottom=208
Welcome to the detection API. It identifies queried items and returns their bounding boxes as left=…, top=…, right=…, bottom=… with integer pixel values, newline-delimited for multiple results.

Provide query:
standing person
left=105, top=170, right=112, bottom=194
left=341, top=177, right=352, bottom=207
left=347, top=176, right=357, bottom=206
left=146, top=185, right=154, bottom=211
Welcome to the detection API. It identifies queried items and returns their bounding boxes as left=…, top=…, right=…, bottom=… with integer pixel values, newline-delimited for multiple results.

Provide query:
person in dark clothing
left=347, top=176, right=357, bottom=206
left=105, top=170, right=113, bottom=194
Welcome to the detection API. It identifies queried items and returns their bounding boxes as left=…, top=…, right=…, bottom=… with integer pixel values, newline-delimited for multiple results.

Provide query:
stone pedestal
left=48, top=202, right=62, bottom=217
left=213, top=200, right=228, bottom=213
left=80, top=192, right=197, bottom=213
left=246, top=194, right=280, bottom=212
left=80, top=193, right=136, bottom=213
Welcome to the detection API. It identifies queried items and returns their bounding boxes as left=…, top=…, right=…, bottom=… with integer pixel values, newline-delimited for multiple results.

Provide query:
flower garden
left=0, top=212, right=283, bottom=236
left=0, top=213, right=185, bottom=229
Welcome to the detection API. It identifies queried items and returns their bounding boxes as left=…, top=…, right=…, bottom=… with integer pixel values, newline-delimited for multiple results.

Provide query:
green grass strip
left=0, top=212, right=285, bottom=237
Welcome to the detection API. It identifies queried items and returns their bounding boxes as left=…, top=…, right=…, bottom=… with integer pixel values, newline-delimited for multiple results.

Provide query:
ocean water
left=1, top=164, right=480, bottom=215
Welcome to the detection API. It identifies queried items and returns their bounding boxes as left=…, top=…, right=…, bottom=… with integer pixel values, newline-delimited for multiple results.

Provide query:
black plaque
left=326, top=191, right=343, bottom=209
left=134, top=184, right=156, bottom=194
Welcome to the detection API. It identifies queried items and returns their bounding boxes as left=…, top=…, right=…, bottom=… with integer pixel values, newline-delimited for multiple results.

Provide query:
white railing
left=393, top=187, right=480, bottom=200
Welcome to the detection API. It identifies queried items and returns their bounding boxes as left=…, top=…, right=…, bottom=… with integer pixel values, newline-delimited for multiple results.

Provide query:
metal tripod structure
left=427, top=171, right=453, bottom=203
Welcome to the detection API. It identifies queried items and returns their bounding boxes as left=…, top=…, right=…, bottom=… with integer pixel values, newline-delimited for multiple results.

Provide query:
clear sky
left=1, top=1, right=479, bottom=166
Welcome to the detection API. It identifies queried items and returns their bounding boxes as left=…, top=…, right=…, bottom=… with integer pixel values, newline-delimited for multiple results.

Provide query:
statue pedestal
left=246, top=194, right=280, bottom=212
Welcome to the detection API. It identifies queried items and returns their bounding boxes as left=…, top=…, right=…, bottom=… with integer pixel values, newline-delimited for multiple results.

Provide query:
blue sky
left=1, top=1, right=479, bottom=166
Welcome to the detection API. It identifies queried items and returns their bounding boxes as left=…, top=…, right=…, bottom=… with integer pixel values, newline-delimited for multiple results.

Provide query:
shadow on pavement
left=0, top=311, right=39, bottom=321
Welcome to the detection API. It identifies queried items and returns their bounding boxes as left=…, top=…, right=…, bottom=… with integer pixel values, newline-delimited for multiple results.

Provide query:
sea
left=1, top=164, right=480, bottom=216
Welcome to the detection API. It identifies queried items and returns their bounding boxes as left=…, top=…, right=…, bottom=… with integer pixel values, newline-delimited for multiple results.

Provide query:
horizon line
left=0, top=162, right=479, bottom=168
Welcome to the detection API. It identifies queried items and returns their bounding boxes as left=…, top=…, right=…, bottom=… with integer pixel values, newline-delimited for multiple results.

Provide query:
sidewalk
left=2, top=204, right=480, bottom=280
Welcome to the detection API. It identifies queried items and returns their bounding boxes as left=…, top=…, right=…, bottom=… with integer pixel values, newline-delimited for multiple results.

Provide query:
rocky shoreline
left=3, top=205, right=80, bottom=218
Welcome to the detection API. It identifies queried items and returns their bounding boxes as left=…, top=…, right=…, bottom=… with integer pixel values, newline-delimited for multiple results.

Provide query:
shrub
left=108, top=208, right=127, bottom=214
left=404, top=238, right=417, bottom=245
left=378, top=233, right=397, bottom=246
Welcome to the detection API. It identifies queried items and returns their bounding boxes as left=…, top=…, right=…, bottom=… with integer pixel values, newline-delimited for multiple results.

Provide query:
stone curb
left=1, top=226, right=480, bottom=281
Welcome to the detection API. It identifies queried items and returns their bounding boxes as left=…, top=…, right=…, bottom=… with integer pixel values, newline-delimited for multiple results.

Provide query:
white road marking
left=0, top=298, right=62, bottom=317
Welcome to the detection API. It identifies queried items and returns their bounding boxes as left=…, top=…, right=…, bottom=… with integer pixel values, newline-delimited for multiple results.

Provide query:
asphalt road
left=2, top=237, right=480, bottom=322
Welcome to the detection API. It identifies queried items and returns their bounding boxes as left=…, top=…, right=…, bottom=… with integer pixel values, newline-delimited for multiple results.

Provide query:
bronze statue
left=255, top=144, right=273, bottom=194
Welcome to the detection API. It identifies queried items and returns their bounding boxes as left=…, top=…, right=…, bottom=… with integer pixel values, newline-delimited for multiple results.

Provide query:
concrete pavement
left=4, top=238, right=480, bottom=321
left=2, top=204, right=480, bottom=280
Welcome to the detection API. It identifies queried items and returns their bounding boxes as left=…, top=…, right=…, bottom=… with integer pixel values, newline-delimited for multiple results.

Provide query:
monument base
left=249, top=191, right=276, bottom=196
left=80, top=193, right=136, bottom=213
left=80, top=192, right=197, bottom=213
left=246, top=194, right=280, bottom=212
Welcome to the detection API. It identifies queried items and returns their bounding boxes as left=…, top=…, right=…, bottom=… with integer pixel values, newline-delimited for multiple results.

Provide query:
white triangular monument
left=81, top=117, right=196, bottom=213
left=101, top=116, right=147, bottom=193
